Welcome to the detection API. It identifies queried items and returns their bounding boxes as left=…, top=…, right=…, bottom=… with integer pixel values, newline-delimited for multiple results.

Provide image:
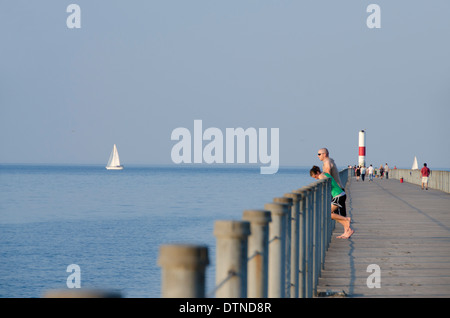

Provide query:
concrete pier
left=153, top=168, right=449, bottom=298
left=316, top=177, right=450, bottom=297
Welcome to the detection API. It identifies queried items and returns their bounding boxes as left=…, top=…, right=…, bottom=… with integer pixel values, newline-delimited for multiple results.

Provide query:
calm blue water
left=0, top=164, right=312, bottom=298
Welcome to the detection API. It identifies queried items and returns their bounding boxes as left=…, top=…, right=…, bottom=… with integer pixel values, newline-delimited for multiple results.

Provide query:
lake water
left=0, top=164, right=313, bottom=298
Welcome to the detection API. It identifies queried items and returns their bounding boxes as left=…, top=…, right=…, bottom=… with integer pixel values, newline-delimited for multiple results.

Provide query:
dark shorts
left=331, top=194, right=347, bottom=217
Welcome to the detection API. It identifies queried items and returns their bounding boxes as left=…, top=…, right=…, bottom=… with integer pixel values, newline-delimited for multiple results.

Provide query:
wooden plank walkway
left=316, top=176, right=450, bottom=297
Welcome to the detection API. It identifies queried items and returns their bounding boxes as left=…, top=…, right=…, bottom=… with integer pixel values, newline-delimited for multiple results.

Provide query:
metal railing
left=158, top=168, right=350, bottom=298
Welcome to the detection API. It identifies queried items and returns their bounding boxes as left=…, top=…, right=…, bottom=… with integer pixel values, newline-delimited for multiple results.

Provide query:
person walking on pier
left=368, top=164, right=374, bottom=182
left=317, top=148, right=344, bottom=190
left=384, top=163, right=389, bottom=179
left=310, top=166, right=354, bottom=239
left=360, top=166, right=366, bottom=181
left=421, top=163, right=431, bottom=190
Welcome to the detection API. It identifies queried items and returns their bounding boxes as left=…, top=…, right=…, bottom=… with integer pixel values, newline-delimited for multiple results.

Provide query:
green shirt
left=324, top=172, right=345, bottom=197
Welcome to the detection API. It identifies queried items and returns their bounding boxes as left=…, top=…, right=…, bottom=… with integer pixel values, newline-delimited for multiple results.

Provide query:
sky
left=1, top=0, right=449, bottom=169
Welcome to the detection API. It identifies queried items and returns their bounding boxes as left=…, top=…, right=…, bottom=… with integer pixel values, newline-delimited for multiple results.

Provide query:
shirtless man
left=317, top=148, right=344, bottom=190
left=310, top=166, right=354, bottom=239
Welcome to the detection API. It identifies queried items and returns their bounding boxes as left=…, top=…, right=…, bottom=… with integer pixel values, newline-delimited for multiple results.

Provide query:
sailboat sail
left=411, top=156, right=418, bottom=170
left=106, top=144, right=124, bottom=170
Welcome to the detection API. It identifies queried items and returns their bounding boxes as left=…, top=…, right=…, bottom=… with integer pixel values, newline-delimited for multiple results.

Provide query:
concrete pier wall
left=390, top=169, right=450, bottom=193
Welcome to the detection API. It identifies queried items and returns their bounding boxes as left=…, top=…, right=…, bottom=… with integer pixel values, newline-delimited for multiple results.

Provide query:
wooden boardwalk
left=316, top=176, right=450, bottom=297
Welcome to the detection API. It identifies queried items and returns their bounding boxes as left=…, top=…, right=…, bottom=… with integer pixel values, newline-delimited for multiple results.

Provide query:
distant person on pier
left=384, top=163, right=389, bottom=179
left=421, top=163, right=431, bottom=190
left=355, top=166, right=361, bottom=181
left=310, top=166, right=354, bottom=239
left=368, top=164, right=374, bottom=182
left=317, top=148, right=344, bottom=190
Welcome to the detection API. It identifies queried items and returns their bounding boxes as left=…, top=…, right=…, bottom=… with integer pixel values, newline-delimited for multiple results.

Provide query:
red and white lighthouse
left=358, top=130, right=366, bottom=167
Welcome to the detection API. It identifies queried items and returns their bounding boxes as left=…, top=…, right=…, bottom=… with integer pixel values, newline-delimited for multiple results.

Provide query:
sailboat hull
left=106, top=166, right=124, bottom=170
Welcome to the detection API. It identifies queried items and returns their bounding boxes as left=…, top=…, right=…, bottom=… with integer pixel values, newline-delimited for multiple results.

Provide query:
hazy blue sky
left=1, top=1, right=449, bottom=169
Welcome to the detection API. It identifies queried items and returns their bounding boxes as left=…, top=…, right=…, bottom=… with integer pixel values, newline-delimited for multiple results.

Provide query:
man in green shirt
left=310, top=166, right=354, bottom=239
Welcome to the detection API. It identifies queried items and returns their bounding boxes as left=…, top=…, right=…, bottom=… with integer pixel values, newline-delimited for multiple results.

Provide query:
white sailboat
left=411, top=156, right=418, bottom=170
left=106, top=144, right=124, bottom=170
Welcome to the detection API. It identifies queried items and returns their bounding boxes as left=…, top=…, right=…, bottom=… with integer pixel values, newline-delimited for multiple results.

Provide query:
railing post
left=325, top=178, right=332, bottom=250
left=273, top=197, right=293, bottom=298
left=304, top=184, right=314, bottom=298
left=43, top=289, right=122, bottom=298
left=213, top=220, right=251, bottom=298
left=311, top=182, right=321, bottom=295
left=284, top=192, right=301, bottom=298
left=293, top=187, right=308, bottom=298
left=264, top=202, right=289, bottom=298
left=242, top=210, right=271, bottom=298
left=158, top=244, right=209, bottom=298
left=320, top=180, right=327, bottom=269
